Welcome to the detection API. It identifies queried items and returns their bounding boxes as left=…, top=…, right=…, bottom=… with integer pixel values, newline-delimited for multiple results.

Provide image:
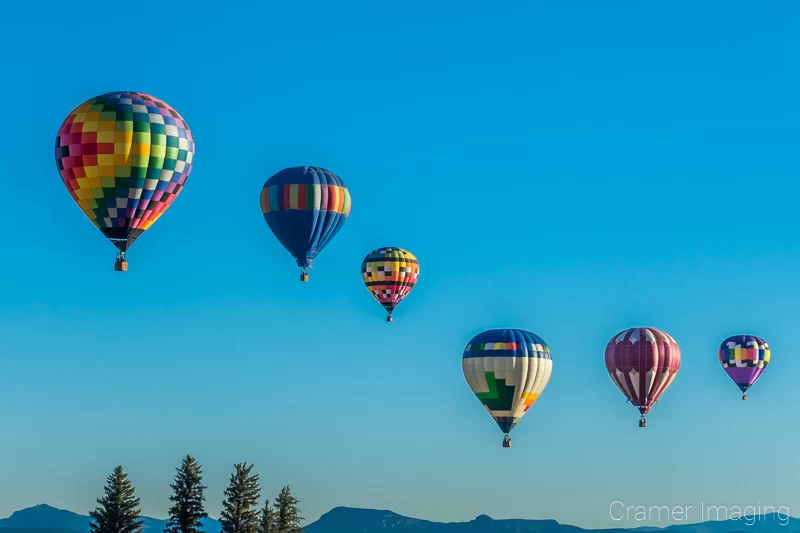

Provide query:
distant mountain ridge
left=1, top=504, right=796, bottom=533
left=307, top=507, right=797, bottom=533
left=0, top=505, right=221, bottom=533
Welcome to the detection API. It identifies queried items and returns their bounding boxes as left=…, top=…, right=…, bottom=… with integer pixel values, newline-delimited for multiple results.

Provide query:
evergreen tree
left=274, top=486, right=303, bottom=533
left=258, top=499, right=277, bottom=533
left=89, top=466, right=144, bottom=533
left=165, top=455, right=209, bottom=533
left=220, top=463, right=261, bottom=533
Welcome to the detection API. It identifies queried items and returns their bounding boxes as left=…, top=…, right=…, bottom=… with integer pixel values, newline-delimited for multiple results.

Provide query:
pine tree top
left=220, top=463, right=261, bottom=533
left=274, top=486, right=304, bottom=533
left=165, top=455, right=209, bottom=533
left=89, top=466, right=144, bottom=533
left=258, top=500, right=277, bottom=533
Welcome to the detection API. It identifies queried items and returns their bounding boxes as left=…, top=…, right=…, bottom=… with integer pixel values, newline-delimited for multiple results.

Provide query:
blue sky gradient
left=0, top=0, right=798, bottom=529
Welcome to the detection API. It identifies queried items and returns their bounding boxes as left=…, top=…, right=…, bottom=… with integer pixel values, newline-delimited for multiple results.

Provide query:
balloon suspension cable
left=300, top=268, right=308, bottom=282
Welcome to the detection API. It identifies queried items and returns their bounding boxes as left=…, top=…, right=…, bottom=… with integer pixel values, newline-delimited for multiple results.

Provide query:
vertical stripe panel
left=282, top=184, right=290, bottom=210
left=260, top=188, right=269, bottom=213
left=329, top=185, right=339, bottom=211
left=335, top=186, right=344, bottom=212
left=269, top=185, right=279, bottom=211
left=312, top=184, right=322, bottom=210
left=321, top=185, right=330, bottom=211
left=321, top=184, right=329, bottom=211
left=343, top=189, right=352, bottom=215
left=306, top=183, right=315, bottom=210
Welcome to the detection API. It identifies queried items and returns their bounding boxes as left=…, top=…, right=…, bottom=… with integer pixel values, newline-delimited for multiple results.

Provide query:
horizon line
left=2, top=503, right=795, bottom=531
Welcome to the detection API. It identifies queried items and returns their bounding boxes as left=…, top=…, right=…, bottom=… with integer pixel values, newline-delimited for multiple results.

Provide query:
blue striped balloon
left=259, top=166, right=352, bottom=281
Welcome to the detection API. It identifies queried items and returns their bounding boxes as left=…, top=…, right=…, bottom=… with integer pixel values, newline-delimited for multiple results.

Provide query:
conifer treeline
left=89, top=456, right=304, bottom=533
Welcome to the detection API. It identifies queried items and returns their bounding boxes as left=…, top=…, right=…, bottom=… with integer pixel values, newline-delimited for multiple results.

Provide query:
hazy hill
left=305, top=507, right=798, bottom=533
left=1, top=504, right=796, bottom=533
left=658, top=513, right=797, bottom=533
left=0, top=528, right=80, bottom=533
left=305, top=508, right=598, bottom=533
left=0, top=506, right=90, bottom=532
left=0, top=505, right=221, bottom=533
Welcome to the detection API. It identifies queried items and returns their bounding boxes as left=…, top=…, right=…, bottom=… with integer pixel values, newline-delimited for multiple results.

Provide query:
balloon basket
left=639, top=418, right=647, bottom=428
left=502, top=436, right=511, bottom=448
left=387, top=315, right=393, bottom=323
left=742, top=393, right=748, bottom=401
left=114, top=260, right=128, bottom=272
left=300, top=271, right=308, bottom=282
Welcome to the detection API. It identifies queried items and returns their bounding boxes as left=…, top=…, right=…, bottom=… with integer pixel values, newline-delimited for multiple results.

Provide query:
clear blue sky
left=1, top=0, right=798, bottom=529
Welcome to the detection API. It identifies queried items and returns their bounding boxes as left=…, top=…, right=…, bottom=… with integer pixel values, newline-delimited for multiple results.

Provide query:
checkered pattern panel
left=55, top=91, right=194, bottom=245
left=718, top=335, right=770, bottom=368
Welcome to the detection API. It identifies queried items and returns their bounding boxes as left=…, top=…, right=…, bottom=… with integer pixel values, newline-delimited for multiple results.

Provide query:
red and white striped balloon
left=604, top=327, right=681, bottom=426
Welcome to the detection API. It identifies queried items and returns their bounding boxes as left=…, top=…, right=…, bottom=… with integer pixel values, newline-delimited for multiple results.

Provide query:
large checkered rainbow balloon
left=55, top=91, right=194, bottom=270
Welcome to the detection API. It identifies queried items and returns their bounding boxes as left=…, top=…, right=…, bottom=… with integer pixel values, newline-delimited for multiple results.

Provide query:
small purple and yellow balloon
left=718, top=335, right=770, bottom=400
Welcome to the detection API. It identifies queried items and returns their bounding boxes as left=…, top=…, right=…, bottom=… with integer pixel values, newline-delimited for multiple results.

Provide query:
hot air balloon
left=55, top=91, right=194, bottom=271
left=260, top=166, right=351, bottom=281
left=605, top=327, right=681, bottom=427
left=718, top=334, right=770, bottom=400
left=360, top=247, right=419, bottom=322
left=462, top=329, right=553, bottom=448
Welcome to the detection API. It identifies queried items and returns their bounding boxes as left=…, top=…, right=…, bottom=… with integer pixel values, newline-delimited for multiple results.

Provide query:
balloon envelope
left=718, top=334, right=770, bottom=394
left=361, top=247, right=419, bottom=320
left=260, top=166, right=351, bottom=274
left=605, top=327, right=681, bottom=417
left=55, top=91, right=194, bottom=253
left=462, top=329, right=552, bottom=435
